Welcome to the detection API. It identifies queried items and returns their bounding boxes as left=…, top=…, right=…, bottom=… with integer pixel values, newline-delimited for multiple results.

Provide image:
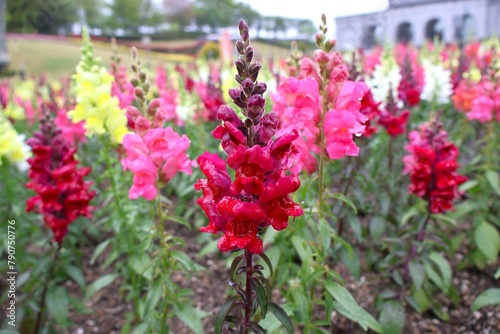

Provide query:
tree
left=77, top=0, right=107, bottom=29
left=193, top=0, right=236, bottom=32
left=6, top=0, right=78, bottom=34
left=107, top=0, right=164, bottom=34
left=163, top=0, right=193, bottom=31
left=233, top=2, right=260, bottom=29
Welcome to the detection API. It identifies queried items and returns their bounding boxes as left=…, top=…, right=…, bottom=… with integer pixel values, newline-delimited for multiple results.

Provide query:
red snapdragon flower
left=403, top=117, right=467, bottom=213
left=26, top=109, right=95, bottom=243
left=396, top=45, right=424, bottom=108
left=196, top=21, right=303, bottom=254
left=378, top=87, right=409, bottom=137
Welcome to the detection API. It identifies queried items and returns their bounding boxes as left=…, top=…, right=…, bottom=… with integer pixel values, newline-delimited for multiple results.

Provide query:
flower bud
left=248, top=62, right=261, bottom=75
left=244, top=118, right=253, bottom=128
left=135, top=87, right=145, bottom=100
left=241, top=79, right=254, bottom=96
left=327, top=39, right=337, bottom=51
left=135, top=115, right=151, bottom=134
left=131, top=64, right=138, bottom=73
left=235, top=74, right=244, bottom=84
left=126, top=106, right=141, bottom=120
left=256, top=112, right=278, bottom=144
left=247, top=95, right=265, bottom=119
left=130, top=78, right=139, bottom=87
left=229, top=88, right=242, bottom=100
left=239, top=20, right=249, bottom=42
left=148, top=98, right=161, bottom=110
left=236, top=40, right=245, bottom=55
left=245, top=47, right=254, bottom=63
left=315, top=33, right=323, bottom=47
left=253, top=82, right=267, bottom=95
left=314, top=50, right=330, bottom=66
left=139, top=72, right=147, bottom=83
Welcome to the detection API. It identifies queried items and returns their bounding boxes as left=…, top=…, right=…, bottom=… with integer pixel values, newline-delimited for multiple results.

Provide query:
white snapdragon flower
left=420, top=59, right=452, bottom=105
left=366, top=49, right=402, bottom=108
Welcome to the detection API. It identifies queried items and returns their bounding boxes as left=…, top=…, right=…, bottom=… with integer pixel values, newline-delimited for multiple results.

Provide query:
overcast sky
left=238, top=0, right=389, bottom=35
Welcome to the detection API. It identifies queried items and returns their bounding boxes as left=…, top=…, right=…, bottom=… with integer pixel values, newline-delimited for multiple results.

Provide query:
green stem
left=103, top=137, right=125, bottom=222
left=317, top=70, right=330, bottom=219
left=485, top=121, right=495, bottom=169
left=243, top=249, right=253, bottom=329
left=0, top=161, right=13, bottom=217
left=156, top=182, right=165, bottom=247
left=33, top=243, right=62, bottom=334
left=156, top=180, right=171, bottom=332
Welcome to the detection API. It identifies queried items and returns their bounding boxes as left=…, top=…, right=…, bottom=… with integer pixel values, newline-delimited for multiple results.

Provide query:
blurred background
left=0, top=0, right=392, bottom=76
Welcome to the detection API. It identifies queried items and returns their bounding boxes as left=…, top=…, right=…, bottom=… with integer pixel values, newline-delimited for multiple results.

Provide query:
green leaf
left=432, top=214, right=456, bottom=226
left=340, top=247, right=361, bottom=280
left=143, top=281, right=162, bottom=320
left=215, top=296, right=237, bottom=334
left=327, top=192, right=357, bottom=214
left=325, top=280, right=382, bottom=333
left=259, top=303, right=294, bottom=333
left=47, top=286, right=69, bottom=325
left=471, top=288, right=500, bottom=311
left=401, top=206, right=419, bottom=226
left=291, top=236, right=310, bottom=262
left=318, top=218, right=332, bottom=258
left=428, top=252, right=452, bottom=293
left=336, top=236, right=354, bottom=260
left=379, top=300, right=405, bottom=334
left=257, top=252, right=273, bottom=277
left=131, top=323, right=149, bottom=334
left=84, top=274, right=118, bottom=302
left=90, top=239, right=110, bottom=265
left=369, top=217, right=386, bottom=239
left=129, top=254, right=152, bottom=280
left=458, top=179, right=478, bottom=192
left=348, top=215, right=363, bottom=241
left=229, top=255, right=244, bottom=281
left=412, top=289, right=430, bottom=312
left=175, top=304, right=204, bottom=334
left=166, top=216, right=192, bottom=230
left=494, top=266, right=500, bottom=280
left=172, top=250, right=197, bottom=273
left=474, top=222, right=500, bottom=262
left=409, top=260, right=425, bottom=290
left=485, top=170, right=500, bottom=196
left=65, top=265, right=86, bottom=289
left=268, top=302, right=293, bottom=334
left=251, top=277, right=269, bottom=317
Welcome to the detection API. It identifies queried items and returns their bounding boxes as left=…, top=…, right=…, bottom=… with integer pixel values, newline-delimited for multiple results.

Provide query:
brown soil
left=3, top=224, right=499, bottom=334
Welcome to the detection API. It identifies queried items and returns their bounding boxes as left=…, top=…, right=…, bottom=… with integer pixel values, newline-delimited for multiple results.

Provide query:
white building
left=335, top=0, right=500, bottom=49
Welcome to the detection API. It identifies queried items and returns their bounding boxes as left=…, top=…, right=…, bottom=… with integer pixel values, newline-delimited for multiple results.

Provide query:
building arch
left=462, top=13, right=476, bottom=41
left=396, top=22, right=413, bottom=43
left=425, top=18, right=444, bottom=41
left=362, top=24, right=382, bottom=48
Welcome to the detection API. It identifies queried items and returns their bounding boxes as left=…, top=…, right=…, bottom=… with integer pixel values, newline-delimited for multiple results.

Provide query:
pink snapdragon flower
left=54, top=108, right=86, bottom=145
left=121, top=127, right=192, bottom=200
left=324, top=82, right=367, bottom=159
left=467, top=81, right=500, bottom=123
left=111, top=64, right=135, bottom=109
left=156, top=66, right=182, bottom=126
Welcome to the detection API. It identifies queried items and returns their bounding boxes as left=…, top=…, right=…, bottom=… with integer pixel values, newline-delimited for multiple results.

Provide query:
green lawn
left=6, top=38, right=291, bottom=76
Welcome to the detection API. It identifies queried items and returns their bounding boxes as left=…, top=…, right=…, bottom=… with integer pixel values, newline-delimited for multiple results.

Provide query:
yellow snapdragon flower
left=2, top=102, right=25, bottom=120
left=0, top=114, right=30, bottom=170
left=68, top=30, right=128, bottom=144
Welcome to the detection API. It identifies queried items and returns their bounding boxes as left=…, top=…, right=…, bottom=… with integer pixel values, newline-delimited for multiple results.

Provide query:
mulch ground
left=2, top=222, right=499, bottom=334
